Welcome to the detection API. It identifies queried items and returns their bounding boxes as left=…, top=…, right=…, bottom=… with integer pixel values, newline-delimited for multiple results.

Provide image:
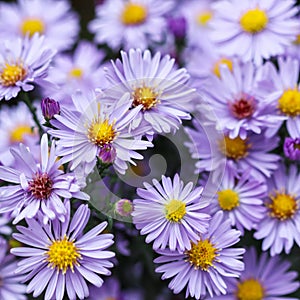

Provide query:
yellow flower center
left=47, top=236, right=81, bottom=274
left=218, top=189, right=240, bottom=211
left=20, top=18, right=45, bottom=37
left=121, top=3, right=147, bottom=26
left=165, top=199, right=186, bottom=222
left=0, top=63, right=27, bottom=87
left=132, top=86, right=159, bottom=110
left=240, top=8, right=268, bottom=34
left=88, top=119, right=116, bottom=147
left=278, top=88, right=300, bottom=117
left=236, top=278, right=264, bottom=300
left=212, top=57, right=233, bottom=78
left=186, top=239, right=218, bottom=271
left=197, top=11, right=213, bottom=26
left=268, top=191, right=298, bottom=220
left=219, top=136, right=250, bottom=160
left=10, top=125, right=33, bottom=143
left=293, top=34, right=300, bottom=45
left=69, top=67, right=83, bottom=78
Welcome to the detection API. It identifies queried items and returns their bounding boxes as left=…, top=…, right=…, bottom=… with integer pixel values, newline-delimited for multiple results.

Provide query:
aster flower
left=213, top=247, right=300, bottom=300
left=154, top=211, right=245, bottom=299
left=0, top=0, right=79, bottom=52
left=254, top=163, right=300, bottom=256
left=0, top=34, right=55, bottom=101
left=203, top=169, right=266, bottom=235
left=0, top=237, right=27, bottom=300
left=11, top=201, right=115, bottom=300
left=0, top=134, right=89, bottom=224
left=132, top=174, right=210, bottom=251
left=104, top=48, right=194, bottom=135
left=49, top=91, right=153, bottom=174
left=88, top=0, right=174, bottom=51
left=211, top=0, right=300, bottom=65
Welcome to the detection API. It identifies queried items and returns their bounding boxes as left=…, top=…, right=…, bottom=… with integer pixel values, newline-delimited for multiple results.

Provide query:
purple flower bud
left=98, top=144, right=116, bottom=164
left=115, top=199, right=133, bottom=217
left=284, top=137, right=300, bottom=160
left=41, top=97, right=60, bottom=120
left=167, top=16, right=187, bottom=39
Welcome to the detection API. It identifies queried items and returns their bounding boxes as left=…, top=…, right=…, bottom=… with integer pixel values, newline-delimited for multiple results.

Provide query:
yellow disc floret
left=240, top=8, right=268, bottom=34
left=0, top=63, right=27, bottom=87
left=236, top=278, right=264, bottom=300
left=69, top=67, right=83, bottom=78
left=212, top=57, right=233, bottom=78
left=20, top=18, right=45, bottom=37
left=278, top=88, right=300, bottom=117
left=88, top=119, right=116, bottom=147
left=218, top=189, right=240, bottom=211
left=186, top=239, right=218, bottom=271
left=132, top=86, right=159, bottom=110
left=197, top=11, right=213, bottom=26
left=219, top=136, right=250, bottom=160
left=165, top=199, right=186, bottom=222
left=47, top=236, right=81, bottom=274
left=268, top=191, right=298, bottom=220
left=10, top=125, right=33, bottom=143
left=121, top=3, right=148, bottom=26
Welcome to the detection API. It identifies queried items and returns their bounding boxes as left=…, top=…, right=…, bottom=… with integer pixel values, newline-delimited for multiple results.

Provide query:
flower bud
left=115, top=199, right=133, bottom=217
left=41, top=97, right=60, bottom=120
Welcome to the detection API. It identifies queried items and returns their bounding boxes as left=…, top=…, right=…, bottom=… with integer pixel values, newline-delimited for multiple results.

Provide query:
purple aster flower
left=41, top=97, right=60, bottom=121
left=49, top=91, right=152, bottom=174
left=0, top=134, right=89, bottom=224
left=167, top=16, right=187, bottom=39
left=211, top=0, right=300, bottom=65
left=154, top=211, right=245, bottom=299
left=0, top=0, right=79, bottom=52
left=0, top=237, right=27, bottom=300
left=115, top=199, right=133, bottom=217
left=132, top=174, right=210, bottom=251
left=0, top=34, right=55, bottom=101
left=11, top=201, right=115, bottom=300
left=88, top=0, right=174, bottom=51
left=104, top=48, right=194, bottom=135
left=254, top=163, right=300, bottom=256
left=203, top=168, right=267, bottom=235
left=213, top=247, right=300, bottom=300
left=284, top=137, right=300, bottom=161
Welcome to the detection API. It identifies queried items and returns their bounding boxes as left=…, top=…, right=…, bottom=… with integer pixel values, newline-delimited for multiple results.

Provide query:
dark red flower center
left=229, top=95, right=256, bottom=119
left=29, top=173, right=53, bottom=200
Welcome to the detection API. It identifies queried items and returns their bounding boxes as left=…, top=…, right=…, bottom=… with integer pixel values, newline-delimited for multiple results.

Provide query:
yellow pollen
left=88, top=119, right=116, bottom=147
left=268, top=191, right=298, bottom=220
left=121, top=3, right=148, bottom=26
left=219, top=136, right=250, bottom=160
left=46, top=236, right=81, bottom=274
left=236, top=278, right=264, bottom=300
left=165, top=199, right=186, bottom=222
left=212, top=57, right=233, bottom=78
left=132, top=86, right=159, bottom=110
left=10, top=125, right=33, bottom=143
left=20, top=18, right=45, bottom=37
left=218, top=189, right=240, bottom=211
left=278, top=88, right=300, bottom=117
left=240, top=8, right=268, bottom=34
left=293, top=34, right=300, bottom=45
left=197, top=11, right=213, bottom=26
left=186, top=239, right=218, bottom=270
left=0, top=63, right=27, bottom=87
left=69, top=67, right=83, bottom=78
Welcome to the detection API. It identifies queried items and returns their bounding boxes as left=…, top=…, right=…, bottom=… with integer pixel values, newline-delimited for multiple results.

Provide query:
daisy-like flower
left=211, top=0, right=300, bottom=65
left=88, top=0, right=174, bottom=51
left=199, top=60, right=285, bottom=139
left=104, top=48, right=194, bottom=135
left=11, top=201, right=115, bottom=300
left=132, top=174, right=210, bottom=251
left=213, top=247, right=300, bottom=300
left=154, top=211, right=245, bottom=299
left=254, top=163, right=300, bottom=256
left=0, top=0, right=79, bottom=52
left=0, top=237, right=27, bottom=300
left=0, top=134, right=89, bottom=224
left=203, top=169, right=266, bottom=235
left=44, top=41, right=107, bottom=107
left=185, top=119, right=280, bottom=182
left=0, top=102, right=39, bottom=166
left=49, top=91, right=153, bottom=174
left=0, top=34, right=55, bottom=101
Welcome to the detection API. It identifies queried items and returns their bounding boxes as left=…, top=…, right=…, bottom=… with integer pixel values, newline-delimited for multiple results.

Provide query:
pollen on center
left=165, top=199, right=186, bottom=222
left=278, top=88, right=300, bottom=117
left=88, top=119, right=116, bottom=147
left=219, top=136, right=250, bottom=160
left=121, top=3, right=148, bottom=26
left=0, top=62, right=27, bottom=87
left=20, top=18, right=45, bottom=37
left=132, top=86, right=159, bottom=110
left=240, top=8, right=268, bottom=34
left=218, top=189, right=240, bottom=211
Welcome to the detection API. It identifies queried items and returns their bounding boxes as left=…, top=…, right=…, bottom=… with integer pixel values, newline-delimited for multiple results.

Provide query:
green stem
left=22, top=93, right=44, bottom=137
